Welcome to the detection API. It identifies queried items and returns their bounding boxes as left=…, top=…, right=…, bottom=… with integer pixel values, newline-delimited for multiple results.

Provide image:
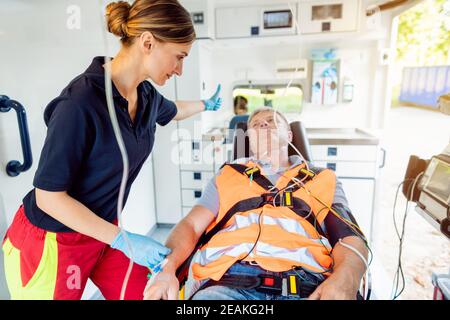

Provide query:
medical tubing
left=98, top=1, right=134, bottom=300
left=391, top=172, right=423, bottom=299
left=239, top=1, right=370, bottom=295
left=271, top=1, right=310, bottom=172
left=269, top=0, right=373, bottom=263
left=103, top=59, right=135, bottom=301
left=338, top=238, right=369, bottom=271
left=281, top=4, right=370, bottom=260
left=245, top=22, right=372, bottom=283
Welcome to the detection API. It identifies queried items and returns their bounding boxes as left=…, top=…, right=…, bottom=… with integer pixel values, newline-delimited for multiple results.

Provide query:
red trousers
left=2, top=205, right=149, bottom=300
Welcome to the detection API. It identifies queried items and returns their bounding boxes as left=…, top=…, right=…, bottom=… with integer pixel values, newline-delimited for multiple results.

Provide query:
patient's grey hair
left=247, top=107, right=290, bottom=128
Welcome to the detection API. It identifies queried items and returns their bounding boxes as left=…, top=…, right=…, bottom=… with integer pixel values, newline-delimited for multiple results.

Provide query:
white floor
left=150, top=225, right=174, bottom=244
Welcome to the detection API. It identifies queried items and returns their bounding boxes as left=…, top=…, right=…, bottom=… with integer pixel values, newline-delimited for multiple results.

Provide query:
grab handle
left=0, top=95, right=33, bottom=177
left=379, top=147, right=386, bottom=169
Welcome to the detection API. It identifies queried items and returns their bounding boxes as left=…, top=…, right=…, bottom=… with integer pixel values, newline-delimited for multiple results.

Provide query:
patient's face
left=248, top=111, right=292, bottom=158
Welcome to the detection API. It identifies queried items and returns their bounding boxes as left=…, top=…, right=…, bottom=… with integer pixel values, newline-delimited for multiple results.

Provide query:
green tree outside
left=392, top=0, right=450, bottom=107
left=396, top=0, right=450, bottom=66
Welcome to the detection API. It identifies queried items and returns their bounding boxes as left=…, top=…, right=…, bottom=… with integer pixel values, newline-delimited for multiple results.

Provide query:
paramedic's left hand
left=202, top=84, right=222, bottom=111
left=144, top=272, right=179, bottom=300
left=110, top=230, right=171, bottom=269
left=308, top=274, right=358, bottom=300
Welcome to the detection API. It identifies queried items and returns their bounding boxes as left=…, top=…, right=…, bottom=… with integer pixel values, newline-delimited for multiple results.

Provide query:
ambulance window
left=232, top=85, right=303, bottom=114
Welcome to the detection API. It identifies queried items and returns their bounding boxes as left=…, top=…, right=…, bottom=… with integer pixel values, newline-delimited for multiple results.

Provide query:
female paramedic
left=2, top=0, right=221, bottom=300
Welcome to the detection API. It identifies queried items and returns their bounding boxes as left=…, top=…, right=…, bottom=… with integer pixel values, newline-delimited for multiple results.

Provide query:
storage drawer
left=311, top=145, right=378, bottom=162
left=314, top=161, right=377, bottom=178
left=182, top=207, right=192, bottom=217
left=181, top=189, right=203, bottom=207
left=181, top=170, right=214, bottom=189
left=215, top=7, right=260, bottom=39
left=179, top=140, right=215, bottom=171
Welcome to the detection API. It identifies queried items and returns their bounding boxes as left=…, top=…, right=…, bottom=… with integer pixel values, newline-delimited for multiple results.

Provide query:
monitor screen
left=263, top=10, right=293, bottom=29
left=423, top=158, right=450, bottom=204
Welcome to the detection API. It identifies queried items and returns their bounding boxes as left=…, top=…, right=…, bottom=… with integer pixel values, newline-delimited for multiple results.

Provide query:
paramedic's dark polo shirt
left=22, top=56, right=177, bottom=232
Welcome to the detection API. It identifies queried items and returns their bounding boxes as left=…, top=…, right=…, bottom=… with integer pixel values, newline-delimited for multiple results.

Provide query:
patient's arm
left=309, top=235, right=368, bottom=300
left=144, top=205, right=216, bottom=299
left=163, top=205, right=215, bottom=274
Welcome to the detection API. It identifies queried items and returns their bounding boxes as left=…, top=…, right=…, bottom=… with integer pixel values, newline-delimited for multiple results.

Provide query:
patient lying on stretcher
left=144, top=107, right=368, bottom=300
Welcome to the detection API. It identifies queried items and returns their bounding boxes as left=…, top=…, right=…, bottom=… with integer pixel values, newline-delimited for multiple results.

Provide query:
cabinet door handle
left=327, top=147, right=337, bottom=156
left=327, top=162, right=336, bottom=171
left=0, top=95, right=33, bottom=177
left=193, top=172, right=202, bottom=180
left=379, top=148, right=386, bottom=168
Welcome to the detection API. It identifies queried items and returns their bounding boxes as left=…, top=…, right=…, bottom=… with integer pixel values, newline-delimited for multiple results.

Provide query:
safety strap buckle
left=244, top=166, right=260, bottom=178
left=256, top=275, right=283, bottom=295
left=283, top=190, right=293, bottom=208
left=298, top=168, right=316, bottom=180
left=256, top=274, right=302, bottom=297
left=261, top=190, right=293, bottom=207
left=199, top=273, right=317, bottom=298
left=283, top=275, right=301, bottom=297
left=261, top=191, right=278, bottom=205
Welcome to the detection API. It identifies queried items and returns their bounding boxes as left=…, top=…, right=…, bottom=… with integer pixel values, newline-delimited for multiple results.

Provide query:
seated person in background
left=227, top=96, right=249, bottom=143
left=233, top=95, right=248, bottom=115
left=144, top=107, right=368, bottom=300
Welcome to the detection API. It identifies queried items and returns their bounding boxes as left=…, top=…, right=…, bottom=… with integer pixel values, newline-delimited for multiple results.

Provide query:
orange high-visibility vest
left=192, top=160, right=337, bottom=281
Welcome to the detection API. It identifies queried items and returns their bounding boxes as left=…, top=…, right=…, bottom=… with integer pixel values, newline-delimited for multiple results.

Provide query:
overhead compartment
left=298, top=0, right=361, bottom=34
left=181, top=0, right=215, bottom=39
left=215, top=3, right=297, bottom=39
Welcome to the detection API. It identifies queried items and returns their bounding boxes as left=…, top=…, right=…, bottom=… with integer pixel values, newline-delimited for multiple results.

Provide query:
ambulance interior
left=0, top=0, right=449, bottom=300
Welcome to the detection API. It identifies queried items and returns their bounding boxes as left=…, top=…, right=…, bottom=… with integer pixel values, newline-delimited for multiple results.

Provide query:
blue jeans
left=191, top=263, right=324, bottom=300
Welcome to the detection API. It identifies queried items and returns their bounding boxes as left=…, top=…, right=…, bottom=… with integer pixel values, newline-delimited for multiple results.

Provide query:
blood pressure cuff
left=322, top=203, right=365, bottom=247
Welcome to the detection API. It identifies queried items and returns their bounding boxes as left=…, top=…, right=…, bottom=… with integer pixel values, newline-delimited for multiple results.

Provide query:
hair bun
left=106, top=1, right=131, bottom=38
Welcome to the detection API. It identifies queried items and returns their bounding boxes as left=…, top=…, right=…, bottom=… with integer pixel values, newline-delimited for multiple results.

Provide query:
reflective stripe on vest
left=193, top=161, right=336, bottom=281
left=194, top=241, right=327, bottom=273
left=214, top=212, right=331, bottom=248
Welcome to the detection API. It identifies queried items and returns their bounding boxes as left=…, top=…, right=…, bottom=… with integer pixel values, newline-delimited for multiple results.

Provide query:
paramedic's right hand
left=144, top=271, right=179, bottom=300
left=110, top=230, right=171, bottom=268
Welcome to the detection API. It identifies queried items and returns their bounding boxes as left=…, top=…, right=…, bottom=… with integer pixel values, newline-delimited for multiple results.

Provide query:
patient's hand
left=143, top=272, right=179, bottom=300
left=308, top=272, right=359, bottom=300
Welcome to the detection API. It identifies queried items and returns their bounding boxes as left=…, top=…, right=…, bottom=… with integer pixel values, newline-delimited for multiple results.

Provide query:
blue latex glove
left=202, top=84, right=222, bottom=111
left=111, top=230, right=171, bottom=269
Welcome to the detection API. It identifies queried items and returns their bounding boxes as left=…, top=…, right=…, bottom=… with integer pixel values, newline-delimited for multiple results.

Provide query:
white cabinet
left=181, top=171, right=214, bottom=189
left=180, top=0, right=215, bottom=39
left=177, top=41, right=213, bottom=101
left=182, top=189, right=204, bottom=208
left=314, top=161, right=377, bottom=178
left=177, top=41, right=213, bottom=141
left=179, top=139, right=226, bottom=215
left=179, top=139, right=215, bottom=171
left=339, top=178, right=375, bottom=241
left=215, top=4, right=298, bottom=39
left=310, top=145, right=378, bottom=162
left=153, top=40, right=216, bottom=224
left=215, top=1, right=360, bottom=38
left=153, top=121, right=183, bottom=224
left=215, top=6, right=261, bottom=39
left=311, top=142, right=379, bottom=243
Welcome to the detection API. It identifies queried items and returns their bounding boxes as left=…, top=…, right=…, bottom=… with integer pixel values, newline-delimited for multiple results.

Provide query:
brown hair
left=106, top=0, right=196, bottom=46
